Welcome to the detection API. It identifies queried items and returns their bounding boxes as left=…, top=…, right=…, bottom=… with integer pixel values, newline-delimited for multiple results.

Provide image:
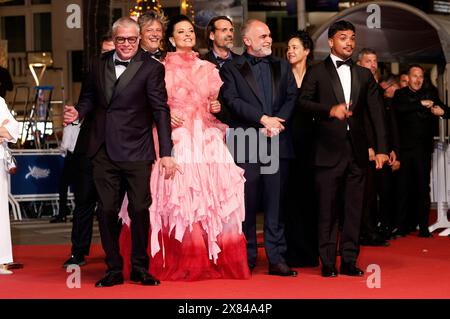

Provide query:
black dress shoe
left=130, top=270, right=160, bottom=286
left=418, top=231, right=433, bottom=238
left=268, top=263, right=297, bottom=277
left=340, top=263, right=364, bottom=276
left=360, top=236, right=390, bottom=247
left=95, top=272, right=124, bottom=288
left=50, top=216, right=67, bottom=223
left=63, top=255, right=86, bottom=268
left=321, top=265, right=338, bottom=277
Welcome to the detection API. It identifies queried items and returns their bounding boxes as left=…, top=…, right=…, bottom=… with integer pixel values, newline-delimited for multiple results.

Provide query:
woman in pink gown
left=120, top=15, right=249, bottom=281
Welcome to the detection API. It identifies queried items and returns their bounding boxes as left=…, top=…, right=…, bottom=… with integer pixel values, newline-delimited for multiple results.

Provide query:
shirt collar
left=330, top=53, right=350, bottom=69
left=113, top=52, right=131, bottom=63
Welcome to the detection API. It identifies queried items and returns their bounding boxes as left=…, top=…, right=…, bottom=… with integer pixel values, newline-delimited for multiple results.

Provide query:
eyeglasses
left=115, top=36, right=138, bottom=44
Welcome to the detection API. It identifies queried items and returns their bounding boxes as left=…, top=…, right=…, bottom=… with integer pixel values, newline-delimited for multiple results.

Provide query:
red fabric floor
left=1, top=235, right=449, bottom=299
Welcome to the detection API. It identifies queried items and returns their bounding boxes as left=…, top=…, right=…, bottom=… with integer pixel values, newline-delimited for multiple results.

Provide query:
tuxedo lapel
left=237, top=60, right=265, bottom=107
left=103, top=56, right=117, bottom=105
left=112, top=51, right=144, bottom=101
left=324, top=56, right=346, bottom=104
left=350, top=66, right=360, bottom=111
left=269, top=58, right=281, bottom=107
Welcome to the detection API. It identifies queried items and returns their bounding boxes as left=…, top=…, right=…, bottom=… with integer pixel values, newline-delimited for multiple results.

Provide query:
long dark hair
left=165, top=14, right=195, bottom=52
left=287, top=30, right=314, bottom=65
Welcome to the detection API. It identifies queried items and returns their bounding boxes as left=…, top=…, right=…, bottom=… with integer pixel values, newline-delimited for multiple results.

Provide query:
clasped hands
left=421, top=99, right=445, bottom=116
left=260, top=115, right=285, bottom=137
left=369, top=148, right=399, bottom=170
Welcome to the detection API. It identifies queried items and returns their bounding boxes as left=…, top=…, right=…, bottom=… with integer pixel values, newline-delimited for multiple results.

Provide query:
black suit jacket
left=75, top=49, right=172, bottom=162
left=299, top=56, right=388, bottom=168
left=393, top=86, right=450, bottom=153
left=219, top=54, right=298, bottom=160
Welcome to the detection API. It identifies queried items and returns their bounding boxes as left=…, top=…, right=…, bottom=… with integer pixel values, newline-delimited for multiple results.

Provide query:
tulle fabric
left=119, top=51, right=250, bottom=281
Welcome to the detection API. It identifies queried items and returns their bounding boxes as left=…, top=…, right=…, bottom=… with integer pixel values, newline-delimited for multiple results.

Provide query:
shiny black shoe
left=130, top=270, right=160, bottom=286
left=360, top=236, right=390, bottom=247
left=268, top=263, right=297, bottom=277
left=95, top=272, right=124, bottom=288
left=50, top=216, right=67, bottom=223
left=340, top=263, right=364, bottom=276
left=63, top=255, right=86, bottom=268
left=321, top=265, right=338, bottom=277
left=418, top=231, right=433, bottom=238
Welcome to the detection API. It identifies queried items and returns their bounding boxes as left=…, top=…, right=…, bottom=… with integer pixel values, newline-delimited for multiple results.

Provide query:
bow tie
left=216, top=55, right=231, bottom=63
left=336, top=59, right=353, bottom=68
left=114, top=59, right=129, bottom=67
left=150, top=50, right=163, bottom=60
left=250, top=56, right=269, bottom=65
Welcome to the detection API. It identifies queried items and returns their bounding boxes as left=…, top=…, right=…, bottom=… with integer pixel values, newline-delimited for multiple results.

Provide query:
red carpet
left=1, top=235, right=449, bottom=299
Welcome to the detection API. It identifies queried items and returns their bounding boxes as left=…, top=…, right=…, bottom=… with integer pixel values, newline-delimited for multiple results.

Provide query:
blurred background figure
left=0, top=96, right=19, bottom=274
left=0, top=66, right=13, bottom=99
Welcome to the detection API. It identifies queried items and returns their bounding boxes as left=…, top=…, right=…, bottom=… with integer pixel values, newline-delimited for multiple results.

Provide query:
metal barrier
left=7, top=149, right=73, bottom=220
left=430, top=141, right=450, bottom=236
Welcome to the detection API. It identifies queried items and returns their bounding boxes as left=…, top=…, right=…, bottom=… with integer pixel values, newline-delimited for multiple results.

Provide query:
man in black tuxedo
left=138, top=11, right=166, bottom=61
left=220, top=19, right=298, bottom=277
left=298, top=20, right=389, bottom=277
left=64, top=17, right=178, bottom=287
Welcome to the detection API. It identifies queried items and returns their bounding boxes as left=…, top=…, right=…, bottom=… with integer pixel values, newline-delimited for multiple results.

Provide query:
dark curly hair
left=165, top=14, right=195, bottom=52
left=287, top=30, right=314, bottom=64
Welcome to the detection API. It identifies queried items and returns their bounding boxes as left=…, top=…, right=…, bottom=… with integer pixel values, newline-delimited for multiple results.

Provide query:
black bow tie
left=250, top=56, right=269, bottom=65
left=216, top=56, right=231, bottom=64
left=336, top=59, right=353, bottom=68
left=114, top=59, right=129, bottom=67
left=150, top=50, right=163, bottom=60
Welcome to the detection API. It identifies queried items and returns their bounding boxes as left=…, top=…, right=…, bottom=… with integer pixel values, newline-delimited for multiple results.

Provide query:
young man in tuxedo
left=64, top=17, right=178, bottom=287
left=220, top=19, right=298, bottom=277
left=298, top=20, right=389, bottom=277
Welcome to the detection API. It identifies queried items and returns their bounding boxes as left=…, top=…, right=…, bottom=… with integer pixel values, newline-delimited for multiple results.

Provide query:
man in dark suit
left=392, top=64, right=450, bottom=238
left=202, top=16, right=240, bottom=125
left=138, top=11, right=166, bottom=61
left=202, top=16, right=239, bottom=69
left=220, top=19, right=298, bottom=277
left=64, top=17, right=178, bottom=287
left=298, top=20, right=389, bottom=277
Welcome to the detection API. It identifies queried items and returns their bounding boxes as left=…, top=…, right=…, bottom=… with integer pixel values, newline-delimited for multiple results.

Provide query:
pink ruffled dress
left=120, top=51, right=249, bottom=281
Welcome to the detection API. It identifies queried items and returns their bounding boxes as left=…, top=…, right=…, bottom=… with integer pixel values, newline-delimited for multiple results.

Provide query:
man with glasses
left=64, top=17, right=179, bottom=287
left=138, top=11, right=167, bottom=61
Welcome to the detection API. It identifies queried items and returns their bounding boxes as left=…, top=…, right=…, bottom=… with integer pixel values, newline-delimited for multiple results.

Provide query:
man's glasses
left=115, top=36, right=138, bottom=44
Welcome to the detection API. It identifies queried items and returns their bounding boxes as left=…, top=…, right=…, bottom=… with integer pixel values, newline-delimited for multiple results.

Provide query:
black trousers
left=395, top=146, right=432, bottom=233
left=238, top=160, right=289, bottom=268
left=58, top=151, right=75, bottom=217
left=70, top=153, right=97, bottom=257
left=315, top=139, right=366, bottom=267
left=91, top=146, right=152, bottom=273
left=285, top=158, right=319, bottom=267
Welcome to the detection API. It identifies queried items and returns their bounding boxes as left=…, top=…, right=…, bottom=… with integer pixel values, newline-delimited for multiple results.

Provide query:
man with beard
left=220, top=19, right=298, bottom=277
left=138, top=11, right=167, bottom=61
left=202, top=16, right=239, bottom=69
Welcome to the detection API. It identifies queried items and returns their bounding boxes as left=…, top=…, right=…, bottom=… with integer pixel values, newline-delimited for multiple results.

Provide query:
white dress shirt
left=113, top=52, right=130, bottom=79
left=330, top=53, right=352, bottom=107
